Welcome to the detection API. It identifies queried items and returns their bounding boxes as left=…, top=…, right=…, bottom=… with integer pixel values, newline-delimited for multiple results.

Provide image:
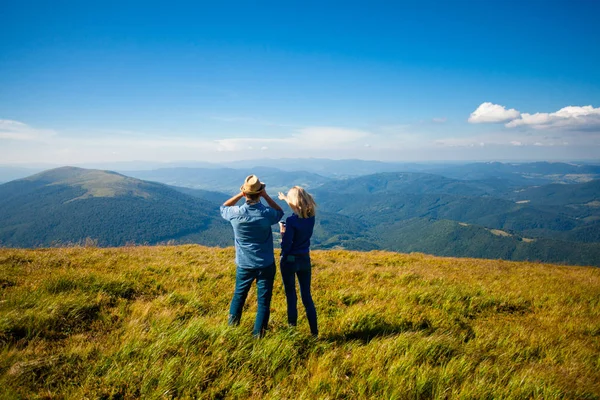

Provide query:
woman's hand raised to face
left=278, top=192, right=287, bottom=201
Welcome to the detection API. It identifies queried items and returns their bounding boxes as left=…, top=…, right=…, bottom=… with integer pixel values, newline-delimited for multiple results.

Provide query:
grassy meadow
left=1, top=245, right=599, bottom=399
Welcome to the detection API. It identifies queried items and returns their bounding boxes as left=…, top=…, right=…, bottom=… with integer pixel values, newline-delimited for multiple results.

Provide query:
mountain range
left=3, top=160, right=600, bottom=185
left=123, top=166, right=332, bottom=194
left=0, top=161, right=599, bottom=266
left=0, top=167, right=231, bottom=247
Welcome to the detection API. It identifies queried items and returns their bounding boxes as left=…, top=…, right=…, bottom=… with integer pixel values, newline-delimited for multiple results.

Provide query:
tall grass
left=1, top=246, right=599, bottom=399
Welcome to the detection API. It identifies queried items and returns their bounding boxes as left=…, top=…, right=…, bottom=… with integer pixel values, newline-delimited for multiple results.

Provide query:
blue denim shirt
left=281, top=214, right=315, bottom=259
left=221, top=201, right=284, bottom=269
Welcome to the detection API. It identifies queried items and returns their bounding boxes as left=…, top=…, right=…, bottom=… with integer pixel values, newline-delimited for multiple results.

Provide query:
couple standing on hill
left=220, top=175, right=318, bottom=338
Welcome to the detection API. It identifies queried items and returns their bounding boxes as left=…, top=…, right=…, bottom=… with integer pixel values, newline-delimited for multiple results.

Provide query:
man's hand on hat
left=258, top=186, right=284, bottom=212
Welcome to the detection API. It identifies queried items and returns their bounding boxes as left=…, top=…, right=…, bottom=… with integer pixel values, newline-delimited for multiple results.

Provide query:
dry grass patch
left=0, top=245, right=599, bottom=398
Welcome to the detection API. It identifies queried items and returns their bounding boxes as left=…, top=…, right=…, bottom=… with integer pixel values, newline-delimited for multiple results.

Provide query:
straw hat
left=240, top=175, right=265, bottom=195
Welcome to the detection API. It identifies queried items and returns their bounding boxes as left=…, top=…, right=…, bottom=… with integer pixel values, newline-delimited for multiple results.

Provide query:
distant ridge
left=0, top=167, right=230, bottom=247
left=124, top=166, right=331, bottom=194
left=1, top=164, right=599, bottom=266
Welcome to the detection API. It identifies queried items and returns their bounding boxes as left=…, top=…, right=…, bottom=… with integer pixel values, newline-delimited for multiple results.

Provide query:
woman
left=277, top=186, right=318, bottom=336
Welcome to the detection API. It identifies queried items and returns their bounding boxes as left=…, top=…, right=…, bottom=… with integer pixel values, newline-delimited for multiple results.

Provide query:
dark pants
left=228, top=263, right=276, bottom=337
left=280, top=255, right=318, bottom=336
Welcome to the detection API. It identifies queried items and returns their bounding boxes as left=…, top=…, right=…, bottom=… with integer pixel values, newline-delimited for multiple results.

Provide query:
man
left=221, top=174, right=284, bottom=337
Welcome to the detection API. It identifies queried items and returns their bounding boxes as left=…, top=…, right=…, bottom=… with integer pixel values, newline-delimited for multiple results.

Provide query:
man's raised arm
left=260, top=190, right=283, bottom=213
left=223, top=192, right=244, bottom=207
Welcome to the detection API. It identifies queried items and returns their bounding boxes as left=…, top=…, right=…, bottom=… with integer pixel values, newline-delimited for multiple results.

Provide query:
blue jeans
left=280, top=254, right=318, bottom=336
left=228, top=263, right=276, bottom=337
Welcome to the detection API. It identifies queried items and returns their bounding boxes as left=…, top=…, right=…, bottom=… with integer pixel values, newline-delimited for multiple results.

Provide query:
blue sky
left=1, top=0, right=599, bottom=164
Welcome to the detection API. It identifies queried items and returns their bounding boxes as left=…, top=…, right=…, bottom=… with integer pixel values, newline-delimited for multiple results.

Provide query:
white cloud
left=0, top=119, right=56, bottom=141
left=467, top=103, right=600, bottom=132
left=505, top=105, right=600, bottom=130
left=435, top=136, right=488, bottom=147
left=432, top=117, right=447, bottom=123
left=296, top=126, right=370, bottom=145
left=468, top=102, right=521, bottom=123
left=3, top=116, right=598, bottom=164
left=215, top=126, right=372, bottom=152
left=215, top=137, right=284, bottom=152
left=433, top=130, right=586, bottom=148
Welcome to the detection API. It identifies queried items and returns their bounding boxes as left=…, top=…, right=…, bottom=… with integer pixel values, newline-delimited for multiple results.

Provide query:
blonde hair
left=284, top=186, right=316, bottom=218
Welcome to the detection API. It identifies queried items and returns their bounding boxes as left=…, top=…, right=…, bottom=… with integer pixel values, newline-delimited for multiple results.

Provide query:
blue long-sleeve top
left=221, top=201, right=284, bottom=269
left=280, top=213, right=315, bottom=259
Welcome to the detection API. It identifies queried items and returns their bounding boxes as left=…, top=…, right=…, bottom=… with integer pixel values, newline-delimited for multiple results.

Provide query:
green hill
left=369, top=218, right=600, bottom=266
left=315, top=172, right=501, bottom=197
left=426, top=161, right=600, bottom=184
left=0, top=246, right=598, bottom=399
left=508, top=179, right=600, bottom=206
left=0, top=167, right=231, bottom=247
left=313, top=174, right=586, bottom=234
left=3, top=166, right=600, bottom=266
left=311, top=173, right=600, bottom=265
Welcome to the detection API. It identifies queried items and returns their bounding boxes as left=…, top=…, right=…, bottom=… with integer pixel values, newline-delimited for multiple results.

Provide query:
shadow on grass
left=325, top=313, right=434, bottom=344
